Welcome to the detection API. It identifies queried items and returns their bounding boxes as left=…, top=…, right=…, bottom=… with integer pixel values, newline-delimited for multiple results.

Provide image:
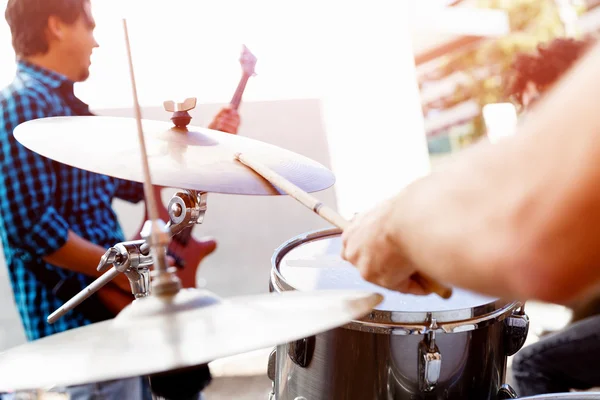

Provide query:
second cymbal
left=0, top=289, right=382, bottom=391
left=14, top=116, right=335, bottom=195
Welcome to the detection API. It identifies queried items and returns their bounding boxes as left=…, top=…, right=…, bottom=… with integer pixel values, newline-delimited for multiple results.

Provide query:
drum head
left=273, top=229, right=512, bottom=325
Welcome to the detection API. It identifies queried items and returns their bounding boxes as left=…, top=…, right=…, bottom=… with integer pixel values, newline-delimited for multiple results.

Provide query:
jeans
left=0, top=377, right=205, bottom=400
left=512, top=313, right=600, bottom=396
left=55, top=377, right=153, bottom=400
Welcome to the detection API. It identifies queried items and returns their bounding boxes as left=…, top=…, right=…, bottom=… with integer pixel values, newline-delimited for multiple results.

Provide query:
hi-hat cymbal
left=13, top=116, right=335, bottom=195
left=0, top=289, right=382, bottom=391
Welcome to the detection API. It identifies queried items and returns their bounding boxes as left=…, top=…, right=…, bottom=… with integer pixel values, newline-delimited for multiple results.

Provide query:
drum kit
left=0, top=19, right=596, bottom=400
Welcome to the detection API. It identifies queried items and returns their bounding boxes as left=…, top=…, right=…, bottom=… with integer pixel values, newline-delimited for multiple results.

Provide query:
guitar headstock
left=239, top=45, right=257, bottom=77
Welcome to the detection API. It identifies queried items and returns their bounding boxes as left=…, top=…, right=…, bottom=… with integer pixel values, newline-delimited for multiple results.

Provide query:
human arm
left=341, top=42, right=600, bottom=305
left=0, top=93, right=130, bottom=291
left=42, top=231, right=131, bottom=291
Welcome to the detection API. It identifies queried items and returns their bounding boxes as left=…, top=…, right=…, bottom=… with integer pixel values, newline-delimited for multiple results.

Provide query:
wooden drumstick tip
left=233, top=151, right=453, bottom=299
left=437, top=286, right=453, bottom=299
left=413, top=274, right=453, bottom=299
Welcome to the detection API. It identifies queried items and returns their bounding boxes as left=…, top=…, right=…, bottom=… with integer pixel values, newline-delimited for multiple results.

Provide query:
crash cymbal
left=0, top=289, right=382, bottom=391
left=13, top=116, right=335, bottom=195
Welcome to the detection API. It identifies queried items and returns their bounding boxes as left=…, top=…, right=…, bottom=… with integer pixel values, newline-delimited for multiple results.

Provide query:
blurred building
left=412, top=0, right=599, bottom=163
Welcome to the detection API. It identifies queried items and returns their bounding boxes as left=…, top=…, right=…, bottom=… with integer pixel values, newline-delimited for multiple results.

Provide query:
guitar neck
left=174, top=73, right=251, bottom=246
left=230, top=72, right=251, bottom=110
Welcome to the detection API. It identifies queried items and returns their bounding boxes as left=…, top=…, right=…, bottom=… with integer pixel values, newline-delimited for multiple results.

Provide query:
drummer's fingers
left=340, top=225, right=352, bottom=258
left=360, top=266, right=429, bottom=296
left=396, top=277, right=431, bottom=296
left=340, top=231, right=359, bottom=264
left=341, top=211, right=361, bottom=238
left=340, top=242, right=352, bottom=263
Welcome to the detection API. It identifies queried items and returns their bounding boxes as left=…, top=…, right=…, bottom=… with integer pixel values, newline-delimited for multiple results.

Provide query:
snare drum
left=267, top=228, right=530, bottom=400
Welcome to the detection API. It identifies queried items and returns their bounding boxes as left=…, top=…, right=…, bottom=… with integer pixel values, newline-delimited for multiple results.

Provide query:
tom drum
left=267, top=228, right=530, bottom=400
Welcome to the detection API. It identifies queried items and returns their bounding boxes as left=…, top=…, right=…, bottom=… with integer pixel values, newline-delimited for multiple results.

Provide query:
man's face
left=54, top=1, right=99, bottom=82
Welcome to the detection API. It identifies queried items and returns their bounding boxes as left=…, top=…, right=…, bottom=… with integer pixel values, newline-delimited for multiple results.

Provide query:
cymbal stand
left=119, top=17, right=178, bottom=300
left=97, top=240, right=153, bottom=299
left=130, top=189, right=207, bottom=293
left=48, top=20, right=210, bottom=324
left=47, top=189, right=208, bottom=324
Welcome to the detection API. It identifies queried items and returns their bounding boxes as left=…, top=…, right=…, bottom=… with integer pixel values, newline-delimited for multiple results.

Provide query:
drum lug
left=497, top=383, right=518, bottom=399
left=504, top=303, right=529, bottom=356
left=418, top=319, right=442, bottom=392
left=267, top=347, right=276, bottom=381
left=288, top=336, right=315, bottom=368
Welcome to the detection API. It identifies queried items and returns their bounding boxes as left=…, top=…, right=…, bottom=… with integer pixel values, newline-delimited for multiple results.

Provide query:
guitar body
left=97, top=284, right=135, bottom=316
left=97, top=46, right=257, bottom=315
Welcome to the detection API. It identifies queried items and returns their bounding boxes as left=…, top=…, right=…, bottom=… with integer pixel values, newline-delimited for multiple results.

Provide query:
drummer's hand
left=208, top=106, right=240, bottom=135
left=341, top=199, right=430, bottom=295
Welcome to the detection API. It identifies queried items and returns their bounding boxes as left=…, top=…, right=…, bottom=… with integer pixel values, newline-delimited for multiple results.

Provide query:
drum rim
left=517, top=395, right=600, bottom=399
left=271, top=227, right=519, bottom=333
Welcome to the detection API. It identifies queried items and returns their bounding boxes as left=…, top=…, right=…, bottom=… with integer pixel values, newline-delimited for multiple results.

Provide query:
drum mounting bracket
left=167, top=190, right=208, bottom=235
left=504, top=303, right=529, bottom=356
left=418, top=318, right=442, bottom=392
left=97, top=239, right=153, bottom=298
left=497, top=384, right=518, bottom=399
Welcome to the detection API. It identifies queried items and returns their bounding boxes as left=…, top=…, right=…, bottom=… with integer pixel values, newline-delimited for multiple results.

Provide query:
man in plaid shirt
left=0, top=0, right=240, bottom=398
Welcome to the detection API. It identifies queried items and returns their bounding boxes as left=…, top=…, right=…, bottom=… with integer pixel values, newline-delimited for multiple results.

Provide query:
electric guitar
left=98, top=45, right=258, bottom=315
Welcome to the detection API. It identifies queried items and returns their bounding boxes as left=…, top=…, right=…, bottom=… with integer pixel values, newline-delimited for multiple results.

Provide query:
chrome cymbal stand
left=47, top=189, right=207, bottom=324
left=47, top=19, right=208, bottom=324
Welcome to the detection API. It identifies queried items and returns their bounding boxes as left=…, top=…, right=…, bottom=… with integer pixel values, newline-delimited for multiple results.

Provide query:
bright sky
left=0, top=1, right=508, bottom=110
left=0, top=0, right=349, bottom=108
left=0, top=0, right=481, bottom=215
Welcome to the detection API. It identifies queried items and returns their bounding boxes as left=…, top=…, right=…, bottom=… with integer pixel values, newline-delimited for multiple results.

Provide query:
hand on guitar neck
left=207, top=44, right=256, bottom=134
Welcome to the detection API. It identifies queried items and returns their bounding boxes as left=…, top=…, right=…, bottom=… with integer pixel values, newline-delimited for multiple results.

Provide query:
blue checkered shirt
left=0, top=60, right=144, bottom=341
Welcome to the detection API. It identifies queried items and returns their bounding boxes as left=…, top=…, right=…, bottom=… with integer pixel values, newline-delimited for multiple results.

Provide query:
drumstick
left=234, top=152, right=453, bottom=299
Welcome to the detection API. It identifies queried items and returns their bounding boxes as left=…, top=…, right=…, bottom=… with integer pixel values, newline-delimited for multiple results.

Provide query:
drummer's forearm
left=388, top=42, right=600, bottom=303
left=43, top=230, right=109, bottom=278
left=386, top=151, right=530, bottom=300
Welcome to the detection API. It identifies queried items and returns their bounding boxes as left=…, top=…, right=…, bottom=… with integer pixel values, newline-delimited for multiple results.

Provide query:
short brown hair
left=5, top=0, right=90, bottom=57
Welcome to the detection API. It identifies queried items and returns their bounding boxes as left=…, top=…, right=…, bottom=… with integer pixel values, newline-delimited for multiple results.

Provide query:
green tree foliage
left=426, top=0, right=568, bottom=147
